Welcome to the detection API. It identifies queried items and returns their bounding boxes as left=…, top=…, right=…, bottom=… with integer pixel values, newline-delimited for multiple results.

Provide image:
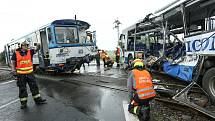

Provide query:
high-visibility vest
left=133, top=69, right=156, bottom=100
left=101, top=52, right=107, bottom=59
left=16, top=50, right=33, bottom=74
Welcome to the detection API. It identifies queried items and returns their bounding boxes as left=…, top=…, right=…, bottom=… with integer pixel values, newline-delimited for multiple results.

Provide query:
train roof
left=51, top=19, right=90, bottom=29
left=7, top=19, right=91, bottom=45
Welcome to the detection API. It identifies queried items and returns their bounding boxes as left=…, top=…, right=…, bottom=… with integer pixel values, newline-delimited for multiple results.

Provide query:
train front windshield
left=55, top=26, right=79, bottom=44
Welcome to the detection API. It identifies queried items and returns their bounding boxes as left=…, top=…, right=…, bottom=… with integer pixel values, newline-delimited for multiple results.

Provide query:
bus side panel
left=185, top=31, right=215, bottom=55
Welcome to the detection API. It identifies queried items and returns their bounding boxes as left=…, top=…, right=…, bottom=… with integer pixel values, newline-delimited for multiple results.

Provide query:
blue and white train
left=5, top=19, right=97, bottom=72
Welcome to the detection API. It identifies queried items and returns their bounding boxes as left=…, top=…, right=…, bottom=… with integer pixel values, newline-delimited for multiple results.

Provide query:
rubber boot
left=20, top=101, right=27, bottom=109
left=138, top=105, right=150, bottom=121
left=35, top=97, right=47, bottom=105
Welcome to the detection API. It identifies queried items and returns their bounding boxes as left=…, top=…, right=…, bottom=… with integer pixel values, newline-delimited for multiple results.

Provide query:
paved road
left=0, top=65, right=128, bottom=121
left=0, top=80, right=100, bottom=121
left=0, top=64, right=213, bottom=121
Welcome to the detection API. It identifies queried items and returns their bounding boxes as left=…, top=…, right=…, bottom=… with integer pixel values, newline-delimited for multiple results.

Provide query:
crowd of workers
left=95, top=47, right=155, bottom=121
left=11, top=42, right=155, bottom=121
left=94, top=46, right=121, bottom=68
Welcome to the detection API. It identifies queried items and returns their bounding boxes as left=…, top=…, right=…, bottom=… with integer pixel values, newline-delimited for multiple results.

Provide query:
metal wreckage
left=121, top=0, right=215, bottom=118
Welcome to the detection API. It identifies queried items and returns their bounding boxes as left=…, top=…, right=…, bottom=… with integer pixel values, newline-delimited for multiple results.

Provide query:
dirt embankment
left=0, top=63, right=13, bottom=81
left=0, top=70, right=13, bottom=81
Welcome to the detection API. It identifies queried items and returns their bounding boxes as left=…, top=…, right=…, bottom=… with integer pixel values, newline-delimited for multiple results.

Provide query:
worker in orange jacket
left=11, top=41, right=46, bottom=109
left=127, top=60, right=156, bottom=121
left=100, top=50, right=107, bottom=67
left=115, top=47, right=120, bottom=67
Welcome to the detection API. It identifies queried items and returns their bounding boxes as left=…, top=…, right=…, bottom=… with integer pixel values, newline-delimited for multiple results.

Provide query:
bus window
left=136, top=36, right=144, bottom=51
left=55, top=27, right=78, bottom=44
left=206, top=16, right=215, bottom=31
left=127, top=37, right=134, bottom=51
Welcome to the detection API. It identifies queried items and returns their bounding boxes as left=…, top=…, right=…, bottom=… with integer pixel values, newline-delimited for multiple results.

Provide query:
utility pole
left=113, top=19, right=121, bottom=47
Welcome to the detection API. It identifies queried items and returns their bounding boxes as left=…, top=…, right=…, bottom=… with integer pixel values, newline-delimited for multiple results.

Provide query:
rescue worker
left=82, top=54, right=90, bottom=70
left=130, top=58, right=142, bottom=69
left=115, top=47, right=120, bottom=67
left=100, top=50, right=107, bottom=67
left=104, top=55, right=114, bottom=67
left=11, top=41, right=47, bottom=109
left=95, top=50, right=100, bottom=66
left=127, top=60, right=156, bottom=121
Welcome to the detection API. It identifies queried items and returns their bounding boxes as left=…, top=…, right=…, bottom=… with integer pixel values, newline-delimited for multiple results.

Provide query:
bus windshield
left=55, top=26, right=78, bottom=44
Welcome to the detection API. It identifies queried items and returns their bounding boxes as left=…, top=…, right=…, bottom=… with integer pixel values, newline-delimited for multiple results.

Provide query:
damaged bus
left=122, top=0, right=215, bottom=118
left=5, top=19, right=97, bottom=72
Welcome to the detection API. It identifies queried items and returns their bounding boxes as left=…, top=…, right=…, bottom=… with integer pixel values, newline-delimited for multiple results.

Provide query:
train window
left=47, top=28, right=52, bottom=42
left=55, top=26, right=78, bottom=44
left=86, top=32, right=93, bottom=43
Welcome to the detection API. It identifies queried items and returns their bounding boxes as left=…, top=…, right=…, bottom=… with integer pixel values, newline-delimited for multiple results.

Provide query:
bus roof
left=123, top=0, right=215, bottom=35
left=153, top=0, right=188, bottom=16
left=153, top=0, right=214, bottom=19
left=138, top=0, right=215, bottom=31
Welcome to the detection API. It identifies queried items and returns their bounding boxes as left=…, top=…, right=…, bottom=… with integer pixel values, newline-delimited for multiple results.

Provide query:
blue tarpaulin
left=163, top=62, right=194, bottom=82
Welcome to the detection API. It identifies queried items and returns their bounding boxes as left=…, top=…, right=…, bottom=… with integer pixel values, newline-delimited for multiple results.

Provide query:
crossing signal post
left=113, top=19, right=121, bottom=47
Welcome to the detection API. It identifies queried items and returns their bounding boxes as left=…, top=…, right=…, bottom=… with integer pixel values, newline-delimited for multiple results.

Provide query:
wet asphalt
left=0, top=63, right=129, bottom=121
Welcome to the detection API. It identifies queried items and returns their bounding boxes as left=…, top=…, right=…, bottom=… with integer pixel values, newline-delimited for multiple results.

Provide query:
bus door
left=38, top=28, right=50, bottom=68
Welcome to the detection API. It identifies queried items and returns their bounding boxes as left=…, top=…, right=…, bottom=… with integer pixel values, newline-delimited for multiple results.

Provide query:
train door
left=38, top=28, right=50, bottom=68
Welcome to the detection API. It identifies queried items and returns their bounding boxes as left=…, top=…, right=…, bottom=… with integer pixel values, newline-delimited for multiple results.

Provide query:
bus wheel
left=202, top=67, right=215, bottom=103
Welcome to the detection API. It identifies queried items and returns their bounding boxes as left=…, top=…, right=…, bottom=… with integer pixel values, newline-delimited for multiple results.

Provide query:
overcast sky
left=0, top=0, right=175, bottom=52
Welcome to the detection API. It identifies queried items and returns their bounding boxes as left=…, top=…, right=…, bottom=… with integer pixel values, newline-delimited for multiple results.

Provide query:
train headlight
left=59, top=48, right=69, bottom=54
left=91, top=47, right=95, bottom=52
left=59, top=49, right=63, bottom=53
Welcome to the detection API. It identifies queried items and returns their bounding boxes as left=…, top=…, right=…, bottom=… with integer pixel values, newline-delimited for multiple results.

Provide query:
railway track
left=38, top=72, right=215, bottom=120
left=71, top=79, right=214, bottom=119
left=2, top=67, right=214, bottom=120
left=0, top=67, right=11, bottom=71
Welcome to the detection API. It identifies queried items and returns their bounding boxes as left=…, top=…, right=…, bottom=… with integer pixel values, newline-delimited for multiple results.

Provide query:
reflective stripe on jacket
left=16, top=50, right=33, bottom=74
left=132, top=69, right=156, bottom=99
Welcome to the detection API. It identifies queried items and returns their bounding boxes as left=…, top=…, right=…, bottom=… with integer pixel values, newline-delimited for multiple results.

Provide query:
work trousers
left=103, top=58, right=106, bottom=67
left=115, top=56, right=120, bottom=67
left=16, top=73, right=41, bottom=104
left=129, top=94, right=152, bottom=121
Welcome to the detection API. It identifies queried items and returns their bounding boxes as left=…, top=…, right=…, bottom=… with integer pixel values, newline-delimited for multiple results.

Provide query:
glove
left=128, top=104, right=132, bottom=111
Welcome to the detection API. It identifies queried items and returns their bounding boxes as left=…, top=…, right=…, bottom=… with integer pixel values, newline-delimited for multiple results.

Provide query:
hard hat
left=134, top=61, right=144, bottom=67
left=133, top=59, right=142, bottom=63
